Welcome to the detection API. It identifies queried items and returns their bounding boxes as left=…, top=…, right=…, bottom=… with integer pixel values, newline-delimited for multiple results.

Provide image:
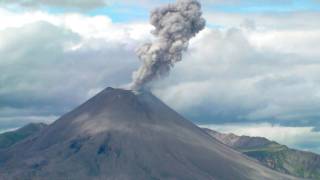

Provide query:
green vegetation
left=203, top=128, right=320, bottom=179
left=240, top=144, right=320, bottom=179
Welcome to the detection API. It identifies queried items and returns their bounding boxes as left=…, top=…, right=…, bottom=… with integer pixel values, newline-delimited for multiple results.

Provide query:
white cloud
left=205, top=11, right=320, bottom=30
left=153, top=25, right=320, bottom=125
left=248, top=29, right=320, bottom=57
left=1, top=2, right=320, bottom=152
left=0, top=8, right=153, bottom=129
left=2, top=6, right=320, bottom=128
left=0, top=8, right=152, bottom=41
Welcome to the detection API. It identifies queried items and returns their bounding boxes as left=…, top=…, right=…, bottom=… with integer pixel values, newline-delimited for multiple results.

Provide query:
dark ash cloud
left=131, top=0, right=206, bottom=90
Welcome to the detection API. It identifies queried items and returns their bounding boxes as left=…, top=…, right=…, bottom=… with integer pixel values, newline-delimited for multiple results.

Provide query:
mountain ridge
left=204, top=128, right=320, bottom=179
left=0, top=87, right=298, bottom=180
left=0, top=123, right=47, bottom=149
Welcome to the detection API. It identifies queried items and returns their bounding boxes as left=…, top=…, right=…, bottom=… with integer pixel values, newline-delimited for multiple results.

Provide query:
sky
left=1, top=0, right=320, bottom=153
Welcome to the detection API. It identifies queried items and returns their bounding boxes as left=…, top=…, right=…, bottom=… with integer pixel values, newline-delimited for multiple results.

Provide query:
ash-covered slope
left=0, top=88, right=298, bottom=180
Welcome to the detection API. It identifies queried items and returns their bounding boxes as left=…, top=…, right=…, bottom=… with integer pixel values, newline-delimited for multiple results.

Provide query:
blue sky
left=1, top=0, right=320, bottom=153
left=86, top=0, right=320, bottom=23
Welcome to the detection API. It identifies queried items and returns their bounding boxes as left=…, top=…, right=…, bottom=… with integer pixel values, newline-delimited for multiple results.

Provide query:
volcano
left=0, top=87, right=297, bottom=180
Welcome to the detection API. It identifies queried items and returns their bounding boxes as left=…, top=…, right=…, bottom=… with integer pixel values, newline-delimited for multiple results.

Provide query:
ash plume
left=131, top=0, right=206, bottom=90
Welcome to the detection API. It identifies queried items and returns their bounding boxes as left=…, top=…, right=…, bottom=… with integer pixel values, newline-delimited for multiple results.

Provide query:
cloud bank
left=0, top=9, right=149, bottom=129
left=154, top=26, right=320, bottom=129
left=1, top=1, right=320, bottom=152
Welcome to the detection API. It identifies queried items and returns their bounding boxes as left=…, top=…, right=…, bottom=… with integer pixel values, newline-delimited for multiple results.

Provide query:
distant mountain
left=203, top=128, right=320, bottom=179
left=0, top=123, right=47, bottom=149
left=0, top=87, right=296, bottom=180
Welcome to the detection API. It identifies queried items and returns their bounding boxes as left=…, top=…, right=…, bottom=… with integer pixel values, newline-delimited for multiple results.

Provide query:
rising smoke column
left=131, top=0, right=206, bottom=90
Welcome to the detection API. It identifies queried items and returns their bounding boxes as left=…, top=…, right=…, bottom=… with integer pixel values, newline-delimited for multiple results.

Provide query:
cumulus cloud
left=2, top=7, right=319, bottom=132
left=1, top=1, right=320, bottom=152
left=153, top=25, right=320, bottom=128
left=0, top=10, right=151, bottom=129
left=205, top=11, right=320, bottom=30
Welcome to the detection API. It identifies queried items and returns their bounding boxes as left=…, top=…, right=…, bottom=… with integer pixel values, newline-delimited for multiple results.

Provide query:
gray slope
left=0, top=88, right=299, bottom=180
